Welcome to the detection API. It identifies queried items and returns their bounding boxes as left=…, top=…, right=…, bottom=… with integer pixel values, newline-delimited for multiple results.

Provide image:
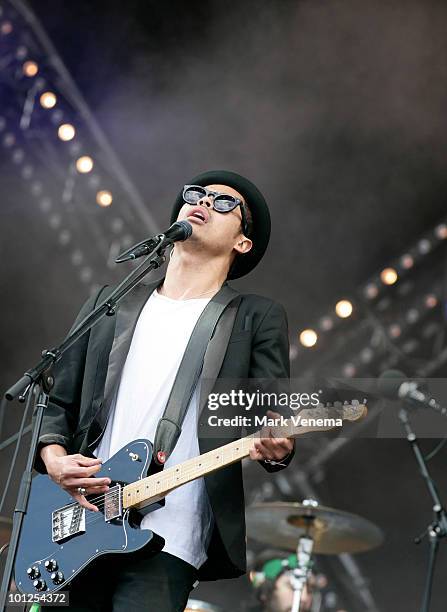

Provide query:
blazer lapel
left=86, top=277, right=162, bottom=449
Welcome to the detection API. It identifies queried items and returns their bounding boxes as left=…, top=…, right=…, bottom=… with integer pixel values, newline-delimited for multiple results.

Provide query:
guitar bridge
left=52, top=503, right=86, bottom=543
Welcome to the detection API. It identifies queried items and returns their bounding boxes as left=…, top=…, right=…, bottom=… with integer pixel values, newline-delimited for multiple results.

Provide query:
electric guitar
left=14, top=401, right=366, bottom=594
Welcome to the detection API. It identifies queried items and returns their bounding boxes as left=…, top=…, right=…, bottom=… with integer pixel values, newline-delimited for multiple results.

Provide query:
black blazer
left=34, top=278, right=293, bottom=581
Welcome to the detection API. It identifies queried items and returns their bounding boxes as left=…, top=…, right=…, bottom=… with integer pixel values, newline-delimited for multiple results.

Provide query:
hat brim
left=170, top=170, right=271, bottom=279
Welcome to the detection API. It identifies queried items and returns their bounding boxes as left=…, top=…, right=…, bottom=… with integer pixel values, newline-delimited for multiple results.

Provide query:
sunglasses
left=182, top=184, right=250, bottom=237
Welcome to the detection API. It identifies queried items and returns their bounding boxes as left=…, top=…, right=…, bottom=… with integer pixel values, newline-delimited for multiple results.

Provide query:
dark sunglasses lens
left=184, top=186, right=206, bottom=203
left=213, top=195, right=237, bottom=212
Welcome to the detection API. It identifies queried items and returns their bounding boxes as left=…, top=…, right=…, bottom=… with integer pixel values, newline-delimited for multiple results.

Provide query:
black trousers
left=42, top=549, right=198, bottom=612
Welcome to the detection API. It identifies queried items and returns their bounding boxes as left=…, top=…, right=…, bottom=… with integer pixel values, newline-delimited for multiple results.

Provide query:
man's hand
left=249, top=410, right=294, bottom=463
left=41, top=444, right=111, bottom=512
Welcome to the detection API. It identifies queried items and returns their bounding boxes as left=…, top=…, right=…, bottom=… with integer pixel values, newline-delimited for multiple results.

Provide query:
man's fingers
left=251, top=440, right=275, bottom=461
left=84, top=484, right=110, bottom=495
left=75, top=455, right=103, bottom=467
left=64, top=464, right=102, bottom=479
left=249, top=447, right=264, bottom=461
left=72, top=492, right=99, bottom=512
left=65, top=476, right=111, bottom=488
left=251, top=437, right=292, bottom=461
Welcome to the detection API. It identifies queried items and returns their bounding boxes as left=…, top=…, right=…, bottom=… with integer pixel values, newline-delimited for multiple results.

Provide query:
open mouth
left=187, top=207, right=209, bottom=224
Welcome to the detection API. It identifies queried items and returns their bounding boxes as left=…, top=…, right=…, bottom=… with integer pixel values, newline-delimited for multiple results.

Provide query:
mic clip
left=115, top=234, right=164, bottom=263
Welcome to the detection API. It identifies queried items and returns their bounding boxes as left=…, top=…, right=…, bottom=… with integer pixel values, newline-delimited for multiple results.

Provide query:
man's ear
left=233, top=236, right=253, bottom=256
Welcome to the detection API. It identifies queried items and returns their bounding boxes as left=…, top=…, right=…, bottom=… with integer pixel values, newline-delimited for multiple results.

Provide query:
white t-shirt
left=94, top=289, right=214, bottom=569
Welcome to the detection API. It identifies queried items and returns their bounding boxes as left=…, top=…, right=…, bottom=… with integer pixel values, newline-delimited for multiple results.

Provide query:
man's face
left=176, top=183, right=252, bottom=260
left=267, top=571, right=313, bottom=612
left=268, top=572, right=313, bottom=612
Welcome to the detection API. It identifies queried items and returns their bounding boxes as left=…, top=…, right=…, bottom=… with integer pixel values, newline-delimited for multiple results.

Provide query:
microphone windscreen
left=377, top=370, right=407, bottom=399
left=178, top=220, right=193, bottom=239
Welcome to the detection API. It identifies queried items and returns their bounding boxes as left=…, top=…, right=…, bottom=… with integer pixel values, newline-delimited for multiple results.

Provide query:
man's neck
left=159, top=247, right=229, bottom=300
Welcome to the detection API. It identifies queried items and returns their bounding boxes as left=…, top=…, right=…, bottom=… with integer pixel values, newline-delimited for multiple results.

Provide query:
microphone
left=377, top=370, right=447, bottom=416
left=116, top=221, right=193, bottom=263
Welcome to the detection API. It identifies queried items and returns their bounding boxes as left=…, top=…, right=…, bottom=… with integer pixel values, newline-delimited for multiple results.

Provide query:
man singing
left=36, top=170, right=294, bottom=611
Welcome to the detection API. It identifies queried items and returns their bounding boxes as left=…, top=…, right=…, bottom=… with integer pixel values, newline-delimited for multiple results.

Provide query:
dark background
left=2, top=1, right=447, bottom=610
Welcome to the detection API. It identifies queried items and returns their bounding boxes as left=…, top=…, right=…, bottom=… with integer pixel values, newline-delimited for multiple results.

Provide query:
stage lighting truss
left=292, top=221, right=447, bottom=381
left=0, top=0, right=159, bottom=291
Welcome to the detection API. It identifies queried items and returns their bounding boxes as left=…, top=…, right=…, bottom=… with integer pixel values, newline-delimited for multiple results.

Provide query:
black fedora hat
left=170, top=170, right=271, bottom=279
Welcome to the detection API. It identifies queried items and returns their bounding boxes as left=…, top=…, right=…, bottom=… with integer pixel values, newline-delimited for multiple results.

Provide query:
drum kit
left=186, top=500, right=383, bottom=612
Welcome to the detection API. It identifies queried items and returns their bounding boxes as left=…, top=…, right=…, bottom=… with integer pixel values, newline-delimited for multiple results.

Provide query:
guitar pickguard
left=14, top=439, right=164, bottom=594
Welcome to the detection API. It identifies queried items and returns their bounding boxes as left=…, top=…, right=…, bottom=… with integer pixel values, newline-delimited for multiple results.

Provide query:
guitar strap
left=152, top=283, right=241, bottom=465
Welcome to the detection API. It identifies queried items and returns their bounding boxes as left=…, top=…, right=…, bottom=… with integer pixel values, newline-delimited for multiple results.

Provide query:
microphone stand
left=0, top=234, right=170, bottom=610
left=398, top=408, right=447, bottom=612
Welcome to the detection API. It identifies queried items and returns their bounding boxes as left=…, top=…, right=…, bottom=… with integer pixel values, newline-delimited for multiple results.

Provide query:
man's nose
left=197, top=195, right=213, bottom=208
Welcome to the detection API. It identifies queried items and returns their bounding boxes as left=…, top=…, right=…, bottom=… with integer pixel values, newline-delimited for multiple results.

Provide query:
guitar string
left=80, top=454, right=233, bottom=520
left=77, top=441, right=281, bottom=529
left=62, top=414, right=347, bottom=520
left=65, top=414, right=335, bottom=509
left=61, top=427, right=298, bottom=518
left=76, top=418, right=315, bottom=509
left=70, top=448, right=249, bottom=528
left=79, top=440, right=252, bottom=507
left=53, top=409, right=356, bottom=528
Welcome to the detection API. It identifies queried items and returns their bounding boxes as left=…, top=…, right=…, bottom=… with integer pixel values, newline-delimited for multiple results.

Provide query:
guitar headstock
left=299, top=399, right=367, bottom=421
left=313, top=399, right=367, bottom=421
left=274, top=400, right=368, bottom=439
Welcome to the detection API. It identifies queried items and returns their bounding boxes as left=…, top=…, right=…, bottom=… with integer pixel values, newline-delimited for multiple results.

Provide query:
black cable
left=424, top=439, right=447, bottom=462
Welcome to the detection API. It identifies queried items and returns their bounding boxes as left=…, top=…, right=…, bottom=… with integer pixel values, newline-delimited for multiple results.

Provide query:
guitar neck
left=122, top=434, right=254, bottom=510
left=122, top=402, right=366, bottom=510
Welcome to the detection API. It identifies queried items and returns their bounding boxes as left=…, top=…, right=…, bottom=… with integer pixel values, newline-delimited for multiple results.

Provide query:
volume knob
left=33, top=578, right=47, bottom=591
left=45, top=559, right=58, bottom=572
left=27, top=566, right=40, bottom=579
left=51, top=571, right=64, bottom=585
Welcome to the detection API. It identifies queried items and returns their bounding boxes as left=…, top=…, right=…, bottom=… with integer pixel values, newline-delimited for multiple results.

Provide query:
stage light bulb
left=335, top=299, right=353, bottom=318
left=58, top=123, right=76, bottom=141
left=23, top=61, right=38, bottom=77
left=299, top=329, right=317, bottom=348
left=389, top=324, right=401, bottom=338
left=76, top=155, right=94, bottom=173
left=425, top=294, right=438, bottom=309
left=40, top=91, right=57, bottom=109
left=319, top=316, right=333, bottom=331
left=1, top=21, right=13, bottom=35
left=364, top=283, right=379, bottom=299
left=342, top=363, right=356, bottom=377
left=96, top=190, right=113, bottom=207
left=435, top=224, right=447, bottom=239
left=418, top=239, right=431, bottom=254
left=400, top=254, right=414, bottom=269
left=380, top=267, right=398, bottom=285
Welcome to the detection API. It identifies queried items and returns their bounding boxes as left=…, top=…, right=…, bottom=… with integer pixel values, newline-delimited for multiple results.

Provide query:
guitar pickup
left=52, top=503, right=86, bottom=543
left=104, top=484, right=122, bottom=522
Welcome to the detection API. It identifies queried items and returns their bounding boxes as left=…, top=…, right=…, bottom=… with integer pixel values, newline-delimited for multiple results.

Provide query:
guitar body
left=15, top=439, right=164, bottom=594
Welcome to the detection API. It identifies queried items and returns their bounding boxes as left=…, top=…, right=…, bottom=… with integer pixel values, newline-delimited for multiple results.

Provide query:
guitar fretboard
left=122, top=434, right=254, bottom=509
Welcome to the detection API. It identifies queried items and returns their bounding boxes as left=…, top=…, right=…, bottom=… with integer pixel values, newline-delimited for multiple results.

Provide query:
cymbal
left=246, top=502, right=384, bottom=555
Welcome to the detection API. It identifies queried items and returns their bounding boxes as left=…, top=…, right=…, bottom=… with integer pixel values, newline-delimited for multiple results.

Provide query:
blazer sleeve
left=248, top=300, right=295, bottom=473
left=33, top=287, right=106, bottom=473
